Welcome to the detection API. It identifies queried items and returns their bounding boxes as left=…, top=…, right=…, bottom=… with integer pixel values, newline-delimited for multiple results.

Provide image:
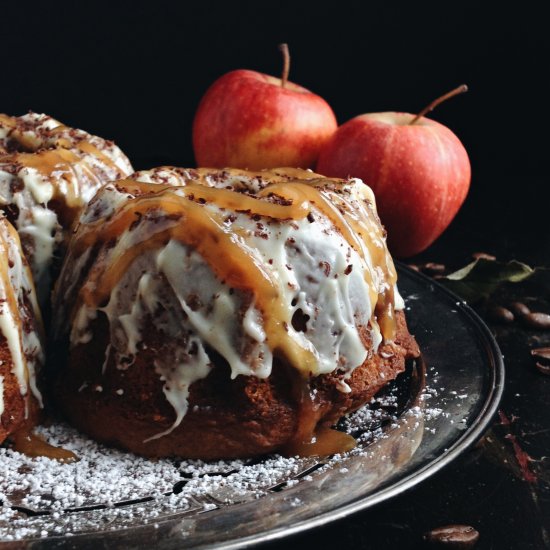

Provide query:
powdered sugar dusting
left=0, top=362, right=467, bottom=542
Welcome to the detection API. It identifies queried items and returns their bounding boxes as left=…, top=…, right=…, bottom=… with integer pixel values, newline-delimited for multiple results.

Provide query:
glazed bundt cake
left=0, top=215, right=44, bottom=445
left=0, top=112, right=133, bottom=303
left=51, top=167, right=419, bottom=459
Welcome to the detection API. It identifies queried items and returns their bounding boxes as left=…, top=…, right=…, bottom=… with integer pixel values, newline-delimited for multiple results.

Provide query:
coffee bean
left=423, top=262, right=446, bottom=275
left=531, top=347, right=550, bottom=375
left=522, top=312, right=550, bottom=330
left=423, top=524, right=479, bottom=548
left=487, top=305, right=514, bottom=324
left=530, top=347, right=550, bottom=361
left=472, top=252, right=496, bottom=261
left=509, top=301, right=531, bottom=318
left=535, top=362, right=550, bottom=375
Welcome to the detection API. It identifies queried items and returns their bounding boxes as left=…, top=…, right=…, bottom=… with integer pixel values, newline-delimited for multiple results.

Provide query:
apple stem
left=409, top=84, right=468, bottom=125
left=279, top=43, right=290, bottom=88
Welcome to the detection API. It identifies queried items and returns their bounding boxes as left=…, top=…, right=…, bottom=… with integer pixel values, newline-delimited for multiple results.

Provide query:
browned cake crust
left=54, top=311, right=418, bottom=460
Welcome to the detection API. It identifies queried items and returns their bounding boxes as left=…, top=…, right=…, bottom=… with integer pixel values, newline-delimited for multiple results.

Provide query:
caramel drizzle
left=260, top=179, right=397, bottom=339
left=75, top=140, right=119, bottom=172
left=282, top=379, right=357, bottom=457
left=75, top=186, right=319, bottom=372
left=0, top=113, right=17, bottom=131
left=0, top=114, right=126, bottom=214
left=69, top=173, right=397, bottom=376
left=11, top=429, right=77, bottom=462
left=12, top=149, right=104, bottom=207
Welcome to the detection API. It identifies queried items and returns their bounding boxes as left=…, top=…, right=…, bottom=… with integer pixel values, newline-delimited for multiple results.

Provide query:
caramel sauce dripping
left=262, top=176, right=397, bottom=340
left=282, top=381, right=356, bottom=457
left=0, top=113, right=17, bottom=131
left=1, top=141, right=123, bottom=232
left=0, top=216, right=73, bottom=463
left=75, top=140, right=119, bottom=172
left=285, top=427, right=357, bottom=457
left=316, top=181, right=398, bottom=340
left=11, top=429, right=77, bottom=462
left=14, top=149, right=104, bottom=209
left=259, top=179, right=384, bottom=314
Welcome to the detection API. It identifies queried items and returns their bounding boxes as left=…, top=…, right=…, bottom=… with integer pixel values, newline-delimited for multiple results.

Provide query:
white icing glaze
left=15, top=200, right=59, bottom=302
left=23, top=326, right=44, bottom=410
left=146, top=335, right=211, bottom=442
left=156, top=241, right=271, bottom=379
left=18, top=166, right=55, bottom=205
left=70, top=303, right=97, bottom=345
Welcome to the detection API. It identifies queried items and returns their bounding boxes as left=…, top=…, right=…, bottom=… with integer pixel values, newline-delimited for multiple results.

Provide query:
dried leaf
left=441, top=258, right=540, bottom=303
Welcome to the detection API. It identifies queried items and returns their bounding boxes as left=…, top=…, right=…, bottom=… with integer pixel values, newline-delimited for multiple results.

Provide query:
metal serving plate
left=0, top=265, right=504, bottom=549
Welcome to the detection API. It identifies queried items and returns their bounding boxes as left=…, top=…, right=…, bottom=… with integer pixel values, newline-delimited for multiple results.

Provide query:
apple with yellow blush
left=317, top=86, right=471, bottom=258
left=193, top=45, right=337, bottom=170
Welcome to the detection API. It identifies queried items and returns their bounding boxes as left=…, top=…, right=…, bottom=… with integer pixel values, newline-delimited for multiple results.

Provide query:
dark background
left=3, top=1, right=548, bottom=263
left=1, top=2, right=547, bottom=174
left=3, top=2, right=550, bottom=548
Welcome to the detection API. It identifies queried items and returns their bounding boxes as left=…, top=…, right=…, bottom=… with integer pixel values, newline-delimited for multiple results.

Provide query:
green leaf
left=441, top=258, right=538, bottom=303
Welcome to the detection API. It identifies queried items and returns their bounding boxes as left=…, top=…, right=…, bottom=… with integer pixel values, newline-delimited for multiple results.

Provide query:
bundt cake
left=0, top=112, right=133, bottom=303
left=0, top=215, right=45, bottom=445
left=51, top=167, right=419, bottom=460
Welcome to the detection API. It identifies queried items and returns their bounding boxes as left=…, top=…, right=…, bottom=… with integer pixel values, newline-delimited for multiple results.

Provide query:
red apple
left=317, top=89, right=471, bottom=257
left=193, top=45, right=337, bottom=170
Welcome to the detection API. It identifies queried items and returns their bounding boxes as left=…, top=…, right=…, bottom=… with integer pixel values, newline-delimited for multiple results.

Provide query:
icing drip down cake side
left=51, top=167, right=419, bottom=460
